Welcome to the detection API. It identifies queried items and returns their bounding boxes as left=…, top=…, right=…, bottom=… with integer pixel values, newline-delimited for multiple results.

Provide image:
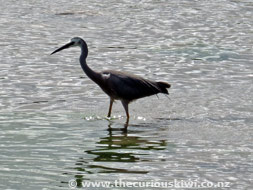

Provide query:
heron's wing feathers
left=102, top=71, right=169, bottom=101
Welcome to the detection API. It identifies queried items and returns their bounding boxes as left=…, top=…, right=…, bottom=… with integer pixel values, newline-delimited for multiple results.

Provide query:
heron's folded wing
left=106, top=72, right=161, bottom=101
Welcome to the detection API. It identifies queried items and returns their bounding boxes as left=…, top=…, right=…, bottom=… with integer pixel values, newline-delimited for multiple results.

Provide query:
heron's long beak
left=51, top=41, right=75, bottom=55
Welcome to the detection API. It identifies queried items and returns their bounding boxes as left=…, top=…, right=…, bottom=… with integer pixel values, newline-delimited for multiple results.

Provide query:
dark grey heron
left=51, top=37, right=171, bottom=130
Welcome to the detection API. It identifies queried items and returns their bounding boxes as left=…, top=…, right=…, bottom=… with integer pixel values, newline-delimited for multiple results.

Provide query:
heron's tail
left=157, top=81, right=171, bottom=94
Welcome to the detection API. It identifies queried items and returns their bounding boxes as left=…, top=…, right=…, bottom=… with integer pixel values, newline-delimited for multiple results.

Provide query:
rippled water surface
left=1, top=0, right=253, bottom=189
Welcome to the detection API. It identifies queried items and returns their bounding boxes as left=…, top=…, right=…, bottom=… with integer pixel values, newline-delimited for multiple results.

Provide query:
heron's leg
left=121, top=100, right=130, bottom=129
left=107, top=98, right=114, bottom=117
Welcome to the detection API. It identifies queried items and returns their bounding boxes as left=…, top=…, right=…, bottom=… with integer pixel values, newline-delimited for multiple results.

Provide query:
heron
left=51, top=37, right=171, bottom=130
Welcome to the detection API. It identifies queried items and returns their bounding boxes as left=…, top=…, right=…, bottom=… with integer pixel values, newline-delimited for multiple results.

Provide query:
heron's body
left=51, top=37, right=171, bottom=130
left=94, top=70, right=170, bottom=101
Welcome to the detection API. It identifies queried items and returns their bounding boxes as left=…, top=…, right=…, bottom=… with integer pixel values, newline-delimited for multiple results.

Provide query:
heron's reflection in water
left=70, top=123, right=167, bottom=187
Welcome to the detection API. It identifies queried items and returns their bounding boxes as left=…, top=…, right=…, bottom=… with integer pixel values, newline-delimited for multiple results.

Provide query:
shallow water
left=0, top=0, right=253, bottom=189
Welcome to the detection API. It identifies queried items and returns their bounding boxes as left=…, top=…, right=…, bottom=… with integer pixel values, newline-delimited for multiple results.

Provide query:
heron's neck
left=79, top=48, right=101, bottom=84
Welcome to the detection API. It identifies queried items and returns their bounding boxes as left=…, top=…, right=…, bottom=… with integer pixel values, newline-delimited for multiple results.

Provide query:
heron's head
left=51, top=37, right=85, bottom=55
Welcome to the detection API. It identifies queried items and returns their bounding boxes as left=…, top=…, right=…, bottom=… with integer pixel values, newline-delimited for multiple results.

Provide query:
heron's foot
left=121, top=127, right=128, bottom=133
left=107, top=126, right=113, bottom=132
left=122, top=121, right=129, bottom=132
